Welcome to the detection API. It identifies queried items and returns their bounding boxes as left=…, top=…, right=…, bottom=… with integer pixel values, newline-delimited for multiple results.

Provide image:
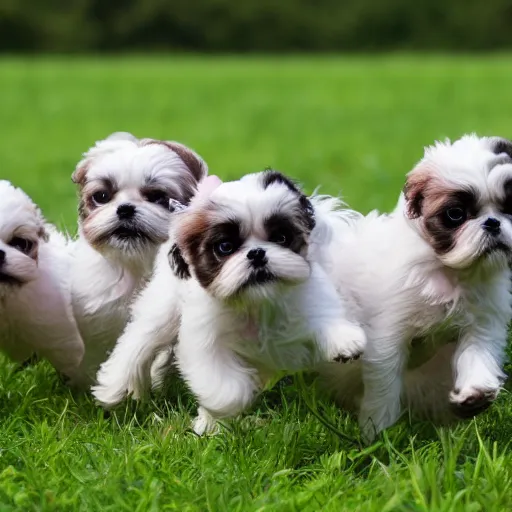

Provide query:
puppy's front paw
left=192, top=407, right=219, bottom=436
left=449, top=387, right=499, bottom=419
left=93, top=364, right=138, bottom=408
left=324, top=323, right=366, bottom=363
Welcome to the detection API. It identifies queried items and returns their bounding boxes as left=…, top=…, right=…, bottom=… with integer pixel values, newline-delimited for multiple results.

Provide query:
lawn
left=1, top=55, right=512, bottom=511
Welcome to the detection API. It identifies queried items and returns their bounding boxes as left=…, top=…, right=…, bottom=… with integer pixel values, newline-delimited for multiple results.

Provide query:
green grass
left=1, top=55, right=512, bottom=510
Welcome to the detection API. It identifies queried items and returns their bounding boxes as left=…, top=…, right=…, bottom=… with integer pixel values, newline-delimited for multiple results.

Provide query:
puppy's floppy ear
left=299, top=195, right=316, bottom=231
left=262, top=168, right=300, bottom=194
left=168, top=243, right=190, bottom=279
left=262, top=169, right=316, bottom=231
left=490, top=137, right=512, bottom=160
left=189, top=175, right=222, bottom=208
left=141, top=139, right=208, bottom=183
left=72, top=159, right=89, bottom=186
left=404, top=166, right=430, bottom=219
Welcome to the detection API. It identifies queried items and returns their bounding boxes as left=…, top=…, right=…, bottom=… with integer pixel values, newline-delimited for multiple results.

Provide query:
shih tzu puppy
left=93, top=171, right=366, bottom=434
left=0, top=181, right=84, bottom=377
left=69, top=132, right=208, bottom=387
left=318, top=134, right=512, bottom=442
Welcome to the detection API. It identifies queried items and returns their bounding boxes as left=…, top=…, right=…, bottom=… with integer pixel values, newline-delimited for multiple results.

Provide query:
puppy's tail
left=309, top=194, right=362, bottom=233
left=320, top=343, right=457, bottom=423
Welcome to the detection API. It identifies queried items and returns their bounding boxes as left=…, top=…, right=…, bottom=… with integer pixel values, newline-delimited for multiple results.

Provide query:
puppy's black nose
left=0, top=250, right=5, bottom=267
left=483, top=217, right=501, bottom=235
left=247, top=248, right=267, bottom=268
left=117, top=204, right=136, bottom=219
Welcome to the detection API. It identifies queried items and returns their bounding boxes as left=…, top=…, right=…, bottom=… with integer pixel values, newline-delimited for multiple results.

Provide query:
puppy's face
left=172, top=170, right=315, bottom=302
left=0, top=181, right=46, bottom=292
left=404, top=135, right=512, bottom=270
left=73, top=134, right=207, bottom=262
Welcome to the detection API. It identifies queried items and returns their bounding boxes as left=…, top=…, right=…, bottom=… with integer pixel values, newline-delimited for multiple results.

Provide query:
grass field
left=1, top=55, right=512, bottom=511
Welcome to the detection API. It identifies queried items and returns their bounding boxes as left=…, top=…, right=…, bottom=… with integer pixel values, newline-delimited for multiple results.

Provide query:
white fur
left=93, top=171, right=366, bottom=434
left=0, top=181, right=84, bottom=376
left=317, top=134, right=512, bottom=442
left=69, top=132, right=207, bottom=387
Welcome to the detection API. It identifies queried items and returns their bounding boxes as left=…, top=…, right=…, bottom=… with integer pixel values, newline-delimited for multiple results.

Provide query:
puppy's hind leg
left=358, top=328, right=407, bottom=443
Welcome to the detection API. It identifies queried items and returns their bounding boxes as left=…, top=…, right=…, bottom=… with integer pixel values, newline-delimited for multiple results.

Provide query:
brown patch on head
left=403, top=165, right=432, bottom=219
left=72, top=159, right=90, bottom=187
left=176, top=209, right=243, bottom=289
left=72, top=158, right=93, bottom=222
left=405, top=166, right=480, bottom=254
left=141, top=139, right=208, bottom=183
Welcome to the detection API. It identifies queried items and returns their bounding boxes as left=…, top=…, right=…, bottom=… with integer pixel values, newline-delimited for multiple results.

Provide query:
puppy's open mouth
left=243, top=269, right=277, bottom=288
left=112, top=226, right=145, bottom=239
left=0, top=273, right=23, bottom=286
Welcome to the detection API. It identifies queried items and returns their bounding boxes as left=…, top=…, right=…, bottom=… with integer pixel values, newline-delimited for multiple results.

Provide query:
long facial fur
left=72, top=132, right=208, bottom=260
left=169, top=170, right=316, bottom=302
left=404, top=134, right=512, bottom=270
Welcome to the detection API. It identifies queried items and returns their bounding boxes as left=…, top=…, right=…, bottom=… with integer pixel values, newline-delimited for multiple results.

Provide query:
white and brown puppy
left=318, top=134, right=512, bottom=442
left=69, top=132, right=207, bottom=387
left=0, top=181, right=84, bottom=377
left=93, top=171, right=366, bottom=434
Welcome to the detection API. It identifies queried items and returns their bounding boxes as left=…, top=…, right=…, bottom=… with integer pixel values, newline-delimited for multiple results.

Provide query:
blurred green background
left=2, top=5, right=512, bottom=511
left=1, top=55, right=512, bottom=233
left=1, top=0, right=512, bottom=52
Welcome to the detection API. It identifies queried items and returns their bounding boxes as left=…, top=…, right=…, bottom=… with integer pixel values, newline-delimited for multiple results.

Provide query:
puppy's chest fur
left=71, top=243, right=150, bottom=383
left=222, top=296, right=318, bottom=374
left=406, top=274, right=510, bottom=367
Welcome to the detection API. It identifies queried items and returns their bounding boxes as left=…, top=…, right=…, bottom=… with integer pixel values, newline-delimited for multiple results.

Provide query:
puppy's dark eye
left=92, top=190, right=112, bottom=205
left=443, top=207, right=467, bottom=228
left=145, top=190, right=169, bottom=207
left=214, top=240, right=236, bottom=257
left=9, top=237, right=33, bottom=254
left=269, top=230, right=294, bottom=247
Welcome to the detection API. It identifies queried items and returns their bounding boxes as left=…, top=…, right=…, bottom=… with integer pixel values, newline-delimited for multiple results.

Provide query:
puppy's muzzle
left=247, top=248, right=268, bottom=268
left=117, top=203, right=136, bottom=220
left=483, top=217, right=501, bottom=235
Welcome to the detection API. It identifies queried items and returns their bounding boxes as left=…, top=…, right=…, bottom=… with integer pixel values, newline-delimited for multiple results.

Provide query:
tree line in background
left=1, top=0, right=511, bottom=52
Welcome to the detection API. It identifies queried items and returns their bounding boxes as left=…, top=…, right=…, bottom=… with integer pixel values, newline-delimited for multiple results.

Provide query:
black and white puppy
left=93, top=171, right=366, bottom=434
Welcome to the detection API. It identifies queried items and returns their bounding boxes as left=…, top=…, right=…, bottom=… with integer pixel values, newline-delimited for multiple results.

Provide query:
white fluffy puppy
left=0, top=181, right=84, bottom=377
left=317, top=135, right=512, bottom=442
left=93, top=170, right=366, bottom=434
left=69, top=132, right=207, bottom=387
